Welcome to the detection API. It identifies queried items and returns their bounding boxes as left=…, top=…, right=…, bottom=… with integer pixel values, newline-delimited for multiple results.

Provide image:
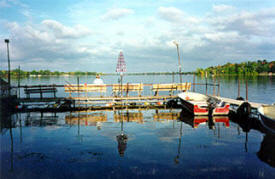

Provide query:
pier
left=11, top=80, right=268, bottom=114
left=212, top=96, right=266, bottom=109
left=15, top=82, right=192, bottom=111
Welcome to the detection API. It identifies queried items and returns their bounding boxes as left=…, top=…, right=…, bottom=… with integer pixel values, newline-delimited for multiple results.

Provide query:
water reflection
left=116, top=110, right=129, bottom=157
left=1, top=109, right=275, bottom=178
left=65, top=112, right=107, bottom=129
left=179, top=114, right=230, bottom=129
left=25, top=112, right=59, bottom=127
left=257, top=134, right=275, bottom=167
left=114, top=111, right=143, bottom=124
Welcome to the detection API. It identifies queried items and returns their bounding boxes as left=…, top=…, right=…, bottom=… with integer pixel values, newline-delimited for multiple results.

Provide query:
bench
left=152, top=83, right=191, bottom=96
left=24, top=86, right=57, bottom=99
left=112, top=83, right=143, bottom=96
left=64, top=84, right=107, bottom=97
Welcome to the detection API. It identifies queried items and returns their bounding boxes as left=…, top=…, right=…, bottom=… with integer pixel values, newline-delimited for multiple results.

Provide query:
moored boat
left=258, top=105, right=275, bottom=134
left=178, top=92, right=230, bottom=116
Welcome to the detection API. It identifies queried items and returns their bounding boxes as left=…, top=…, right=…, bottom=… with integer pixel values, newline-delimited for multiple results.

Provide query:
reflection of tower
left=116, top=134, right=128, bottom=157
left=116, top=110, right=128, bottom=157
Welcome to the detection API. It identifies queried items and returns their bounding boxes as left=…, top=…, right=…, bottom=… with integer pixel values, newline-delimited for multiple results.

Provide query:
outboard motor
left=237, top=102, right=251, bottom=119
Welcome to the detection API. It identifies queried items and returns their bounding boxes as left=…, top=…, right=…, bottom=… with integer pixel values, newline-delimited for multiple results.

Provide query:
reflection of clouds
left=44, top=126, right=61, bottom=131
left=155, top=127, right=180, bottom=142
left=189, top=167, right=229, bottom=173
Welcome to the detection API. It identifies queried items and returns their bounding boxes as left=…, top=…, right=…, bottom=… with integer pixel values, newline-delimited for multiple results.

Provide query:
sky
left=0, top=0, right=275, bottom=72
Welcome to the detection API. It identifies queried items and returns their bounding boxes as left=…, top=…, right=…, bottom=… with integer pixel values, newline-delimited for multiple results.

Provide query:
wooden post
left=126, top=83, right=129, bottom=97
left=205, top=72, right=208, bottom=95
left=139, top=82, right=142, bottom=97
left=77, top=77, right=80, bottom=107
left=246, top=79, right=248, bottom=101
left=172, top=72, right=175, bottom=95
left=172, top=72, right=175, bottom=83
left=193, top=74, right=195, bottom=92
left=218, top=78, right=220, bottom=96
left=40, top=85, right=42, bottom=99
left=25, top=87, right=29, bottom=98
left=53, top=84, right=56, bottom=98
left=238, top=78, right=240, bottom=98
left=213, top=76, right=216, bottom=96
left=18, top=65, right=20, bottom=98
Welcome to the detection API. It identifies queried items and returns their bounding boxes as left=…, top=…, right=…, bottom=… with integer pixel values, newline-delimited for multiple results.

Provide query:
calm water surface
left=1, top=75, right=275, bottom=178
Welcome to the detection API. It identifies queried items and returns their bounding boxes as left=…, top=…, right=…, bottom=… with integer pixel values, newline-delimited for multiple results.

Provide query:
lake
left=1, top=75, right=275, bottom=178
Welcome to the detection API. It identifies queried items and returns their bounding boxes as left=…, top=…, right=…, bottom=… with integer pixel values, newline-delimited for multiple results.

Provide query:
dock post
left=18, top=65, right=20, bottom=98
left=40, top=85, right=42, bottom=99
left=238, top=78, right=240, bottom=98
left=246, top=79, right=248, bottom=101
left=205, top=72, right=208, bottom=95
left=53, top=84, right=56, bottom=98
left=217, top=78, right=220, bottom=96
left=193, top=74, right=195, bottom=92
left=172, top=72, right=175, bottom=83
left=77, top=77, right=80, bottom=107
left=213, top=76, right=216, bottom=96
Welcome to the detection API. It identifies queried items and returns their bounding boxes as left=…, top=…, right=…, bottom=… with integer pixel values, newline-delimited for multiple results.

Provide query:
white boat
left=178, top=92, right=230, bottom=116
left=258, top=105, right=275, bottom=134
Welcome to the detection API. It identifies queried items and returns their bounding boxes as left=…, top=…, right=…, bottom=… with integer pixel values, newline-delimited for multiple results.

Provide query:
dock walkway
left=211, top=96, right=266, bottom=109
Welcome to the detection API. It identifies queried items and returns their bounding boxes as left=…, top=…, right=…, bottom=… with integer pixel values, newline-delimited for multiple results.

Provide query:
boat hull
left=258, top=105, right=275, bottom=134
left=178, top=92, right=229, bottom=116
left=213, top=104, right=230, bottom=116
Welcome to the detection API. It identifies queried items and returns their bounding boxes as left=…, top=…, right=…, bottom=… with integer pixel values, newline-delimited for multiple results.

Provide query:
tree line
left=0, top=69, right=192, bottom=77
left=196, top=60, right=275, bottom=76
left=0, top=69, right=99, bottom=77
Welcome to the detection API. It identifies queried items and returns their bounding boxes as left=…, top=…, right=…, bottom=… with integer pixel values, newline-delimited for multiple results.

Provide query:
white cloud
left=158, top=6, right=200, bottom=25
left=158, top=6, right=184, bottom=23
left=101, top=8, right=134, bottom=21
left=1, top=1, right=275, bottom=72
left=213, top=4, right=235, bottom=13
left=42, top=20, right=91, bottom=39
left=209, top=8, right=275, bottom=37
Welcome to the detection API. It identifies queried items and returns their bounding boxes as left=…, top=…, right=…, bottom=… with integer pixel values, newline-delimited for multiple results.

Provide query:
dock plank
left=212, top=96, right=266, bottom=109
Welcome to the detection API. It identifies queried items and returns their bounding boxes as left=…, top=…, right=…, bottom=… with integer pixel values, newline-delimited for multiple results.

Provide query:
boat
left=178, top=92, right=230, bottom=116
left=258, top=105, right=275, bottom=134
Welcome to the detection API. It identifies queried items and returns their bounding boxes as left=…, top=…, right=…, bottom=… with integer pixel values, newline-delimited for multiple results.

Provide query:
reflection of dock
left=153, top=112, right=180, bottom=121
left=65, top=113, right=107, bottom=126
left=114, top=112, right=143, bottom=124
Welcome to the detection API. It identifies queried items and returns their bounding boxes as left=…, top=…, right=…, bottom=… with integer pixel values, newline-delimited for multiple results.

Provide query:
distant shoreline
left=1, top=72, right=274, bottom=79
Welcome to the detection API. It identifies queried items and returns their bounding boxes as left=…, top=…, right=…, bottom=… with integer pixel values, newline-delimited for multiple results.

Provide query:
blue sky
left=1, top=0, right=275, bottom=72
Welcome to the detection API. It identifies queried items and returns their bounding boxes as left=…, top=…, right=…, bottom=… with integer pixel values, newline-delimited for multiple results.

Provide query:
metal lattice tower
left=116, top=51, right=126, bottom=73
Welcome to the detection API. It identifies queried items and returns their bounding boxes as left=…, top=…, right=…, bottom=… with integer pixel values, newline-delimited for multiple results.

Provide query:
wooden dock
left=13, top=81, right=268, bottom=113
left=211, top=96, right=266, bottom=109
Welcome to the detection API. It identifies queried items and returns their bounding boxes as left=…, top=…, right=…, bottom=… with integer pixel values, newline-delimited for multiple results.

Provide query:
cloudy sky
left=0, top=0, right=275, bottom=72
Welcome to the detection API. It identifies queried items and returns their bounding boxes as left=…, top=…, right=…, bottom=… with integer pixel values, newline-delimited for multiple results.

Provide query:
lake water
left=1, top=75, right=275, bottom=178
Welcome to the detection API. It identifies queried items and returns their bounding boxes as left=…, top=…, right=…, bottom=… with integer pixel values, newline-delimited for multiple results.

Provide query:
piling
left=237, top=78, right=240, bottom=98
left=205, top=72, right=208, bottom=95
left=193, top=74, right=195, bottom=92
left=246, top=79, right=248, bottom=101
left=213, top=76, right=216, bottom=96
left=18, top=65, right=20, bottom=98
left=217, top=78, right=220, bottom=96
